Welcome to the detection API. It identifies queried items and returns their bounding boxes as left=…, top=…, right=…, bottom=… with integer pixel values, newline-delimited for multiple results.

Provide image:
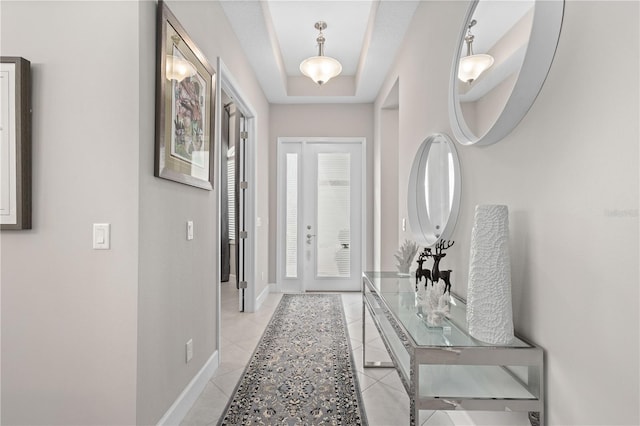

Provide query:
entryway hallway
left=181, top=283, right=454, bottom=425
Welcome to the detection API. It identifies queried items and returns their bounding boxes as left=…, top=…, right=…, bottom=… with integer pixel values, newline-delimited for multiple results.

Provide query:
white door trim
left=215, top=58, right=259, bottom=358
left=276, top=137, right=367, bottom=292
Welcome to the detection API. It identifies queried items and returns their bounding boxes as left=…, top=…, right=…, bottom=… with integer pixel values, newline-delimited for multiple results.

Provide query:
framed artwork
left=155, top=0, right=215, bottom=190
left=1, top=57, right=31, bottom=230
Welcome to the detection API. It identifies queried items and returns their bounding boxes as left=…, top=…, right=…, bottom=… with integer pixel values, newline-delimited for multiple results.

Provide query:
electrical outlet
left=186, top=339, right=193, bottom=363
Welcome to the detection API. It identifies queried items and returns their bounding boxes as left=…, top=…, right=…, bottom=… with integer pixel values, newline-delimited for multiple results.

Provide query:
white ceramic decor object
left=467, top=204, right=514, bottom=344
left=422, top=281, right=451, bottom=327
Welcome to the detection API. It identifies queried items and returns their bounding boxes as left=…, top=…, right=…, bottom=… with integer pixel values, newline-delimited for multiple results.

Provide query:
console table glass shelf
left=362, top=271, right=544, bottom=425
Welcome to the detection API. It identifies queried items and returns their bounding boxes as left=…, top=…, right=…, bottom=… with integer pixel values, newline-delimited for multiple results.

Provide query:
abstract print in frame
left=1, top=57, right=31, bottom=230
left=155, top=0, right=215, bottom=190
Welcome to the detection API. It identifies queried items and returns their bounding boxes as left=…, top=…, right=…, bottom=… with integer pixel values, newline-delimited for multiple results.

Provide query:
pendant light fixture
left=458, top=19, right=494, bottom=84
left=300, top=21, right=342, bottom=85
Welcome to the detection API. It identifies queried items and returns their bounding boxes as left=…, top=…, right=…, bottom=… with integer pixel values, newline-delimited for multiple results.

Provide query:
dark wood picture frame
left=155, top=0, right=216, bottom=190
left=1, top=57, right=31, bottom=230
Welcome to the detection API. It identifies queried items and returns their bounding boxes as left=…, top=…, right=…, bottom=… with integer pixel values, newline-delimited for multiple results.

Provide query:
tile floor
left=181, top=282, right=455, bottom=426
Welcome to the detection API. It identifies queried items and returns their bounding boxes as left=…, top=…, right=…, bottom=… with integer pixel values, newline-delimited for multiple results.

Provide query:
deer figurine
left=415, top=248, right=432, bottom=290
left=431, top=240, right=454, bottom=294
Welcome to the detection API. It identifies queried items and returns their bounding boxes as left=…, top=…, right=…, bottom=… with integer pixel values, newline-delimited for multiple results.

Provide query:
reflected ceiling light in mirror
left=166, top=55, right=197, bottom=82
left=300, top=21, right=342, bottom=85
left=166, top=36, right=196, bottom=82
left=458, top=19, right=494, bottom=84
left=449, top=0, right=563, bottom=146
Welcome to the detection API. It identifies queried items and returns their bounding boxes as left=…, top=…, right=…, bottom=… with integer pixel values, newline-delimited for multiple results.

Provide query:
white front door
left=277, top=138, right=364, bottom=292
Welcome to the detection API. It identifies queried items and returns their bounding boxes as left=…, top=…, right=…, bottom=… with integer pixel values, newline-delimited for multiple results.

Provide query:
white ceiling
left=219, top=1, right=534, bottom=105
left=470, top=0, right=534, bottom=53
left=220, top=0, right=420, bottom=104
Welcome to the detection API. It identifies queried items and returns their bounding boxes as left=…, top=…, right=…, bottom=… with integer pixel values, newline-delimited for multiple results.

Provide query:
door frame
left=276, top=137, right=367, bottom=293
left=215, top=58, right=258, bottom=351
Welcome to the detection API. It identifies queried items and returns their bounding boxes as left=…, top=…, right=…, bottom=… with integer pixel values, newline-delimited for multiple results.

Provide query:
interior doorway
left=217, top=58, right=256, bottom=319
left=220, top=90, right=247, bottom=311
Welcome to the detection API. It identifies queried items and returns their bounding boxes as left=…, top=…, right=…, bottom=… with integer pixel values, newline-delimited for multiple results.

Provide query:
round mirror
left=449, top=0, right=564, bottom=146
left=408, top=133, right=461, bottom=247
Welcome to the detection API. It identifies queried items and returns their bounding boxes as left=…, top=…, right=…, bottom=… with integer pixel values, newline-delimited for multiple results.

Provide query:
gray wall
left=136, top=1, right=218, bottom=423
left=376, top=1, right=639, bottom=424
left=376, top=106, right=400, bottom=270
left=0, top=2, right=140, bottom=424
left=137, top=1, right=269, bottom=424
left=268, top=104, right=375, bottom=284
left=1, top=0, right=270, bottom=424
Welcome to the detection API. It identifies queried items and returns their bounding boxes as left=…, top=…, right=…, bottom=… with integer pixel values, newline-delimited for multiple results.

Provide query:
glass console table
left=362, top=271, right=544, bottom=425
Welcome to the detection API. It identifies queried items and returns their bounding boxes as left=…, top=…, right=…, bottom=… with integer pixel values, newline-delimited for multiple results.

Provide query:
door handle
left=306, top=233, right=316, bottom=244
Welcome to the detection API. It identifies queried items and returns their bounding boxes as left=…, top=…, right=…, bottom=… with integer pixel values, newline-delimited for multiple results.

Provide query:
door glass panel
left=316, top=153, right=351, bottom=278
left=285, top=153, right=298, bottom=278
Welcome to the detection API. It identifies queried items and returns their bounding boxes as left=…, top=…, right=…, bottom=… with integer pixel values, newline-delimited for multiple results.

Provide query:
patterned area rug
left=218, top=294, right=367, bottom=425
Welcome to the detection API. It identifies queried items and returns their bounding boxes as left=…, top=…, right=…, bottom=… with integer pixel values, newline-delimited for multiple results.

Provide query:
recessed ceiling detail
left=269, top=2, right=372, bottom=76
left=220, top=0, right=419, bottom=104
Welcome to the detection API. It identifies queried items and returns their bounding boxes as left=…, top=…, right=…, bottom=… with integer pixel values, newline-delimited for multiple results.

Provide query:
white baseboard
left=268, top=283, right=277, bottom=293
left=256, top=285, right=271, bottom=310
left=157, top=350, right=219, bottom=426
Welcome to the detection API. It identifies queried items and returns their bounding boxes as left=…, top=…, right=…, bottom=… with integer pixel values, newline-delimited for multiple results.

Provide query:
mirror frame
left=449, top=0, right=564, bottom=146
left=407, top=133, right=461, bottom=247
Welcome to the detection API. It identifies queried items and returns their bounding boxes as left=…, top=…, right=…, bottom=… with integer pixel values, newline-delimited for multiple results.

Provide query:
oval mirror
left=449, top=0, right=564, bottom=146
left=408, top=133, right=461, bottom=247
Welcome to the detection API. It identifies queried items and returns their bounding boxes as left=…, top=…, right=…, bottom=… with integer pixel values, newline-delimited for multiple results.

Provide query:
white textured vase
left=467, top=205, right=514, bottom=344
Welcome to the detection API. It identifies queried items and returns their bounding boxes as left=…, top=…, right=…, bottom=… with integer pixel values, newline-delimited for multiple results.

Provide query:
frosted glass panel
left=285, top=153, right=298, bottom=278
left=317, top=153, right=350, bottom=278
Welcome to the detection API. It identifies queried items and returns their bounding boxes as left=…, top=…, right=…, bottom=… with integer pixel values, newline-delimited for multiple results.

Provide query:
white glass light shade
left=166, top=55, right=197, bottom=82
left=458, top=54, right=494, bottom=83
left=299, top=56, right=342, bottom=85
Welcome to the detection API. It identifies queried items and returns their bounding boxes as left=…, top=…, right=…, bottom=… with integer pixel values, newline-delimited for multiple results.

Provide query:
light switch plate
left=186, top=339, right=193, bottom=363
left=187, top=221, right=194, bottom=240
left=93, top=223, right=111, bottom=249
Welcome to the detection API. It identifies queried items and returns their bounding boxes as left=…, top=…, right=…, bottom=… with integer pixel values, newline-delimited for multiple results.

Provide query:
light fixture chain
left=300, top=20, right=342, bottom=85
left=316, top=21, right=326, bottom=57
left=465, top=33, right=475, bottom=56
left=317, top=34, right=325, bottom=56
